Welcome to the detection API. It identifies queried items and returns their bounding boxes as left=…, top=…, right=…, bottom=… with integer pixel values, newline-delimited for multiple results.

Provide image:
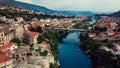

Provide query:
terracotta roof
left=0, top=54, right=11, bottom=63
left=0, top=42, right=16, bottom=50
left=40, top=41, right=48, bottom=45
left=26, top=30, right=39, bottom=38
left=4, top=50, right=12, bottom=55
left=99, top=32, right=106, bottom=36
left=92, top=36, right=101, bottom=39
left=51, top=19, right=58, bottom=22
left=116, top=32, right=120, bottom=36
left=0, top=24, right=9, bottom=26
left=34, top=22, right=44, bottom=27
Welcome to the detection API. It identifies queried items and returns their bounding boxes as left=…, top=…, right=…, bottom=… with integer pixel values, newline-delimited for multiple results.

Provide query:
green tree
left=50, top=63, right=56, bottom=68
left=22, top=39, right=30, bottom=44
left=107, top=43, right=114, bottom=48
left=41, top=50, right=48, bottom=56
left=37, top=35, right=45, bottom=43
left=10, top=38, right=21, bottom=46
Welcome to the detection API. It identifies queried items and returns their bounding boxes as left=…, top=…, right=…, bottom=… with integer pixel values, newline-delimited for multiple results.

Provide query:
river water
left=58, top=32, right=92, bottom=68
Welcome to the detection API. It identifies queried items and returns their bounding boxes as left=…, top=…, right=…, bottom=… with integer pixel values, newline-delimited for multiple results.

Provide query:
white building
left=113, top=42, right=120, bottom=50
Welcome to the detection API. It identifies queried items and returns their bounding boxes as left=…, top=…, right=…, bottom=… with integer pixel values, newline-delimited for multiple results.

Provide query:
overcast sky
left=16, top=0, right=120, bottom=12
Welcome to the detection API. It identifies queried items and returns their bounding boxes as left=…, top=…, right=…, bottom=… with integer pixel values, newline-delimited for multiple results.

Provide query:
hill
left=0, top=0, right=95, bottom=15
left=95, top=11, right=120, bottom=17
left=110, top=11, right=120, bottom=17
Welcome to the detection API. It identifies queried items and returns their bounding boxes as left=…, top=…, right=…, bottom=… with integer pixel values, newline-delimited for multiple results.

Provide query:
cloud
left=16, top=0, right=120, bottom=12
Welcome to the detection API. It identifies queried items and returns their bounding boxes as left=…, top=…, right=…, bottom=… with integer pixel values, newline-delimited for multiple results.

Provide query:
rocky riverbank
left=78, top=32, right=120, bottom=68
left=78, top=44, right=103, bottom=68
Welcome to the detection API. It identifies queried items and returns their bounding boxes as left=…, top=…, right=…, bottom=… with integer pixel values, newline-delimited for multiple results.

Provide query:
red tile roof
left=99, top=32, right=106, bottom=37
left=51, top=19, right=58, bottom=22
left=5, top=50, right=12, bottom=55
left=40, top=41, right=48, bottom=45
left=0, top=54, right=11, bottom=63
left=108, top=30, right=115, bottom=35
left=34, top=22, right=44, bottom=27
left=0, top=42, right=16, bottom=50
left=116, top=32, right=120, bottom=36
left=26, top=30, right=39, bottom=38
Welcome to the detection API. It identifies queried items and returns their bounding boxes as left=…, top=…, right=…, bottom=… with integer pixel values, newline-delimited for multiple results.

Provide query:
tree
left=41, top=50, right=48, bottom=56
left=29, top=26, right=43, bottom=33
left=22, top=39, right=30, bottom=44
left=10, top=38, right=21, bottom=45
left=107, top=43, right=114, bottom=48
left=50, top=63, right=56, bottom=68
left=73, top=23, right=81, bottom=29
left=37, top=35, right=45, bottom=43
left=94, top=26, right=107, bottom=32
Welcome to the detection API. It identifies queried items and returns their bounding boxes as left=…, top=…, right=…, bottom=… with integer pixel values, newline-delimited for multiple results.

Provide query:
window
left=1, top=38, right=3, bottom=41
left=1, top=34, right=3, bottom=36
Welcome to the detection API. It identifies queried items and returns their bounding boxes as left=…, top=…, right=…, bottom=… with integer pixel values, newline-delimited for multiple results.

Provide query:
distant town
left=0, top=5, right=89, bottom=68
left=0, top=1, right=120, bottom=68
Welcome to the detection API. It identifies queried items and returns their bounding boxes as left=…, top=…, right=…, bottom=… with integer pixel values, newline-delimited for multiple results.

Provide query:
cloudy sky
left=16, top=0, right=120, bottom=12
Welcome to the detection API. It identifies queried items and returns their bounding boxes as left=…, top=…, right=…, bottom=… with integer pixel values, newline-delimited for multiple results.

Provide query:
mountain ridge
left=16, top=1, right=95, bottom=15
left=0, top=0, right=117, bottom=15
left=95, top=11, right=120, bottom=17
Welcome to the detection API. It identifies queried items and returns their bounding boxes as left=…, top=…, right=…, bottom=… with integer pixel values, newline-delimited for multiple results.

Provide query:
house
left=14, top=46, right=31, bottom=61
left=115, top=32, right=120, bottom=37
left=107, top=30, right=115, bottom=36
left=51, top=19, right=59, bottom=27
left=6, top=19, right=15, bottom=23
left=34, top=22, right=45, bottom=28
left=45, top=18, right=51, bottom=26
left=16, top=17, right=24, bottom=23
left=0, top=31, right=4, bottom=44
left=23, top=23, right=30, bottom=30
left=40, top=42, right=50, bottom=49
left=24, top=30, right=39, bottom=44
left=33, top=41, right=50, bottom=52
left=100, top=46, right=111, bottom=52
left=0, top=54, right=13, bottom=68
left=111, top=47, right=118, bottom=54
left=15, top=25, right=24, bottom=38
left=89, top=33, right=96, bottom=37
left=0, top=42, right=15, bottom=68
left=0, top=31, right=14, bottom=44
left=110, top=22, right=118, bottom=27
left=0, top=42, right=18, bottom=53
left=99, top=32, right=106, bottom=37
left=0, top=16, right=7, bottom=21
left=28, top=56, right=49, bottom=68
left=92, top=35, right=101, bottom=40
left=113, top=42, right=120, bottom=50
left=111, top=47, right=120, bottom=55
left=14, top=45, right=41, bottom=65
left=15, top=56, right=50, bottom=68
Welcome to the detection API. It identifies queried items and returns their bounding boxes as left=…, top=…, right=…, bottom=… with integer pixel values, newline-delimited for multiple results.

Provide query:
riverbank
left=78, top=43, right=101, bottom=68
left=78, top=32, right=103, bottom=68
left=78, top=32, right=116, bottom=68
